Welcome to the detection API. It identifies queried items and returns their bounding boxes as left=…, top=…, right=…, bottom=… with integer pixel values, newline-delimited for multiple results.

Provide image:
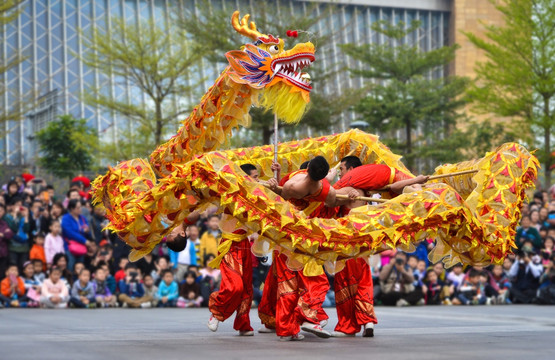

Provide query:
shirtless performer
left=331, top=156, right=428, bottom=338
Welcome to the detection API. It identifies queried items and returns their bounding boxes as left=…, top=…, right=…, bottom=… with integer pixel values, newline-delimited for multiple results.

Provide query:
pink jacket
left=41, top=279, right=69, bottom=300
left=44, top=233, right=65, bottom=265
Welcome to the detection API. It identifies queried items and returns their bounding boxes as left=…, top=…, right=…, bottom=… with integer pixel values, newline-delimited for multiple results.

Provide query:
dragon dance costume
left=91, top=11, right=539, bottom=339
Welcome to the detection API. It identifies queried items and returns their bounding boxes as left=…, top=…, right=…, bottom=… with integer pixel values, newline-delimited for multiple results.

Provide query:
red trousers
left=208, top=238, right=253, bottom=332
left=260, top=252, right=328, bottom=337
left=334, top=258, right=377, bottom=334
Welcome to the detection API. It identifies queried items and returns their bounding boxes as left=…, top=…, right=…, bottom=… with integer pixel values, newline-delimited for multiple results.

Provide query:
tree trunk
left=543, top=97, right=552, bottom=188
left=155, top=101, right=163, bottom=145
left=263, top=126, right=273, bottom=146
left=405, top=116, right=413, bottom=171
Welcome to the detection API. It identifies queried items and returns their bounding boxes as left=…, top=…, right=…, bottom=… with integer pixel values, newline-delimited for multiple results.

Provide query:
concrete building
left=0, top=0, right=502, bottom=166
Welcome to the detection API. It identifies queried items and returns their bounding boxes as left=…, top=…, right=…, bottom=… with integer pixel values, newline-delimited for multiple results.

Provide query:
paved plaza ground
left=1, top=305, right=555, bottom=360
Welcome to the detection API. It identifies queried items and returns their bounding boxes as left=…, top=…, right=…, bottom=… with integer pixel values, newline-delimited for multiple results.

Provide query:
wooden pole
left=273, top=113, right=279, bottom=179
left=376, top=169, right=480, bottom=191
left=260, top=182, right=388, bottom=203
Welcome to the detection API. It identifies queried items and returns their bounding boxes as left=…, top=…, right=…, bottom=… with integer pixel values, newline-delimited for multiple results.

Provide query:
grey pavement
left=1, top=305, right=555, bottom=360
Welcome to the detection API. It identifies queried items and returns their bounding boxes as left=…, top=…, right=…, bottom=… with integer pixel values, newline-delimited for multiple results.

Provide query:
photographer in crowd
left=117, top=263, right=152, bottom=308
left=379, top=252, right=425, bottom=306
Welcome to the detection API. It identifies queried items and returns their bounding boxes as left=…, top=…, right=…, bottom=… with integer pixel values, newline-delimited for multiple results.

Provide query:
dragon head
left=226, top=11, right=315, bottom=124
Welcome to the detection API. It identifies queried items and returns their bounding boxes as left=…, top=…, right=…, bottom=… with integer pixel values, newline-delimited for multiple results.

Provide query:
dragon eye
left=268, top=45, right=280, bottom=54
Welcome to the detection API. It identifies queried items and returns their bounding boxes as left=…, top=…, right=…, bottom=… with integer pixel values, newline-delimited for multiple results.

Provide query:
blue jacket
left=157, top=280, right=179, bottom=300
left=118, top=280, right=145, bottom=298
left=61, top=213, right=90, bottom=248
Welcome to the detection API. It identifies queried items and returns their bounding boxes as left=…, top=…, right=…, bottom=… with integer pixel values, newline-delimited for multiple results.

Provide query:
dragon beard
left=259, top=82, right=310, bottom=124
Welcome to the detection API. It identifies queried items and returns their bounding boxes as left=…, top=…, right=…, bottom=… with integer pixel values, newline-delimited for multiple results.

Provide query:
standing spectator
left=0, top=264, right=26, bottom=307
left=61, top=199, right=91, bottom=271
left=29, top=199, right=44, bottom=237
left=5, top=197, right=30, bottom=270
left=156, top=270, right=179, bottom=307
left=89, top=205, right=108, bottom=244
left=136, top=253, right=156, bottom=280
left=540, top=237, right=554, bottom=266
left=515, top=215, right=543, bottom=250
left=508, top=250, right=543, bottom=304
left=169, top=224, right=199, bottom=283
left=69, top=268, right=96, bottom=308
left=0, top=204, right=14, bottom=280
left=40, top=267, right=69, bottom=308
left=198, top=215, right=221, bottom=267
left=3, top=180, right=21, bottom=205
left=379, top=252, right=424, bottom=306
left=44, top=221, right=64, bottom=267
left=29, top=232, right=47, bottom=270
left=117, top=264, right=152, bottom=308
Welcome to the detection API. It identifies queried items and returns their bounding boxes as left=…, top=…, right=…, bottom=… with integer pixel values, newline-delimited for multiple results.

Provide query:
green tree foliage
left=178, top=2, right=358, bottom=146
left=464, top=0, right=555, bottom=187
left=342, top=20, right=469, bottom=171
left=35, top=115, right=98, bottom=179
left=80, top=16, right=203, bottom=161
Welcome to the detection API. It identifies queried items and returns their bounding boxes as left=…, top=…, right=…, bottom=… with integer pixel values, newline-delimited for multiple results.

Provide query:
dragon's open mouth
left=271, top=53, right=315, bottom=91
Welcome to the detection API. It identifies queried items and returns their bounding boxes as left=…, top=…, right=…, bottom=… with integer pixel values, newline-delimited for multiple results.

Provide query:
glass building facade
left=1, top=0, right=450, bottom=165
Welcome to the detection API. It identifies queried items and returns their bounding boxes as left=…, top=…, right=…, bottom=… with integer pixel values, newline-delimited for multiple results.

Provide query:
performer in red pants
left=207, top=164, right=260, bottom=336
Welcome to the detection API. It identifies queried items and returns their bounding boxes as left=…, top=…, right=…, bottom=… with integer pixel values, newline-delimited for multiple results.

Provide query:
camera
left=395, top=258, right=404, bottom=265
left=129, top=271, right=138, bottom=282
left=100, top=250, right=109, bottom=256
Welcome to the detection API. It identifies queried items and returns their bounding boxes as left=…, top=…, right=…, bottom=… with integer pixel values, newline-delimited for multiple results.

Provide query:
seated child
left=491, top=264, right=511, bottom=304
left=142, top=274, right=159, bottom=307
left=32, top=259, right=46, bottom=283
left=457, top=269, right=486, bottom=305
left=177, top=270, right=203, bottom=308
left=156, top=269, right=179, bottom=307
left=70, top=268, right=96, bottom=308
left=92, top=267, right=117, bottom=307
left=98, top=261, right=116, bottom=295
left=40, top=267, right=69, bottom=308
left=22, top=261, right=41, bottom=307
left=423, top=270, right=444, bottom=305
left=117, top=263, right=152, bottom=308
left=1, top=264, right=26, bottom=307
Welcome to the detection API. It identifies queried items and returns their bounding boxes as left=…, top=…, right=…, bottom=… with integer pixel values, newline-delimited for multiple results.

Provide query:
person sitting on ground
left=491, top=264, right=511, bottom=304
left=142, top=274, right=158, bottom=307
left=422, top=270, right=444, bottom=305
left=40, top=267, right=69, bottom=308
left=457, top=269, right=486, bottom=305
left=379, top=252, right=424, bottom=306
left=22, top=260, right=41, bottom=307
left=97, top=261, right=116, bottom=295
left=92, top=266, right=116, bottom=308
left=0, top=264, right=26, bottom=307
left=156, top=269, right=179, bottom=308
left=69, top=268, right=96, bottom=308
left=117, top=263, right=152, bottom=308
left=178, top=270, right=203, bottom=308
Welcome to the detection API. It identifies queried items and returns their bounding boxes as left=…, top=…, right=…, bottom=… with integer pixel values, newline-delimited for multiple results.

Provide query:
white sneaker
left=320, top=319, right=328, bottom=328
left=279, top=333, right=305, bottom=341
left=300, top=322, right=332, bottom=338
left=258, top=327, right=276, bottom=334
left=207, top=315, right=219, bottom=332
left=140, top=302, right=151, bottom=308
left=396, top=298, right=409, bottom=307
left=239, top=330, right=254, bottom=336
left=362, top=323, right=374, bottom=337
left=332, top=331, right=356, bottom=337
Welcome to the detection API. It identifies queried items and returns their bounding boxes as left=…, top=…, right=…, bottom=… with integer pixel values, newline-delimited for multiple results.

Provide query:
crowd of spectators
left=1, top=173, right=554, bottom=310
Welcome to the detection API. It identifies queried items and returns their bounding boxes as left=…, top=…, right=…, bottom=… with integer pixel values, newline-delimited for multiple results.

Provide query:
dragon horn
left=232, top=10, right=264, bottom=41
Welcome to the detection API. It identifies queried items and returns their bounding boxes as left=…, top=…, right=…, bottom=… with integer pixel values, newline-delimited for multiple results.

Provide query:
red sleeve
left=17, top=278, right=25, bottom=295
left=333, top=164, right=392, bottom=191
left=312, top=179, right=330, bottom=202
